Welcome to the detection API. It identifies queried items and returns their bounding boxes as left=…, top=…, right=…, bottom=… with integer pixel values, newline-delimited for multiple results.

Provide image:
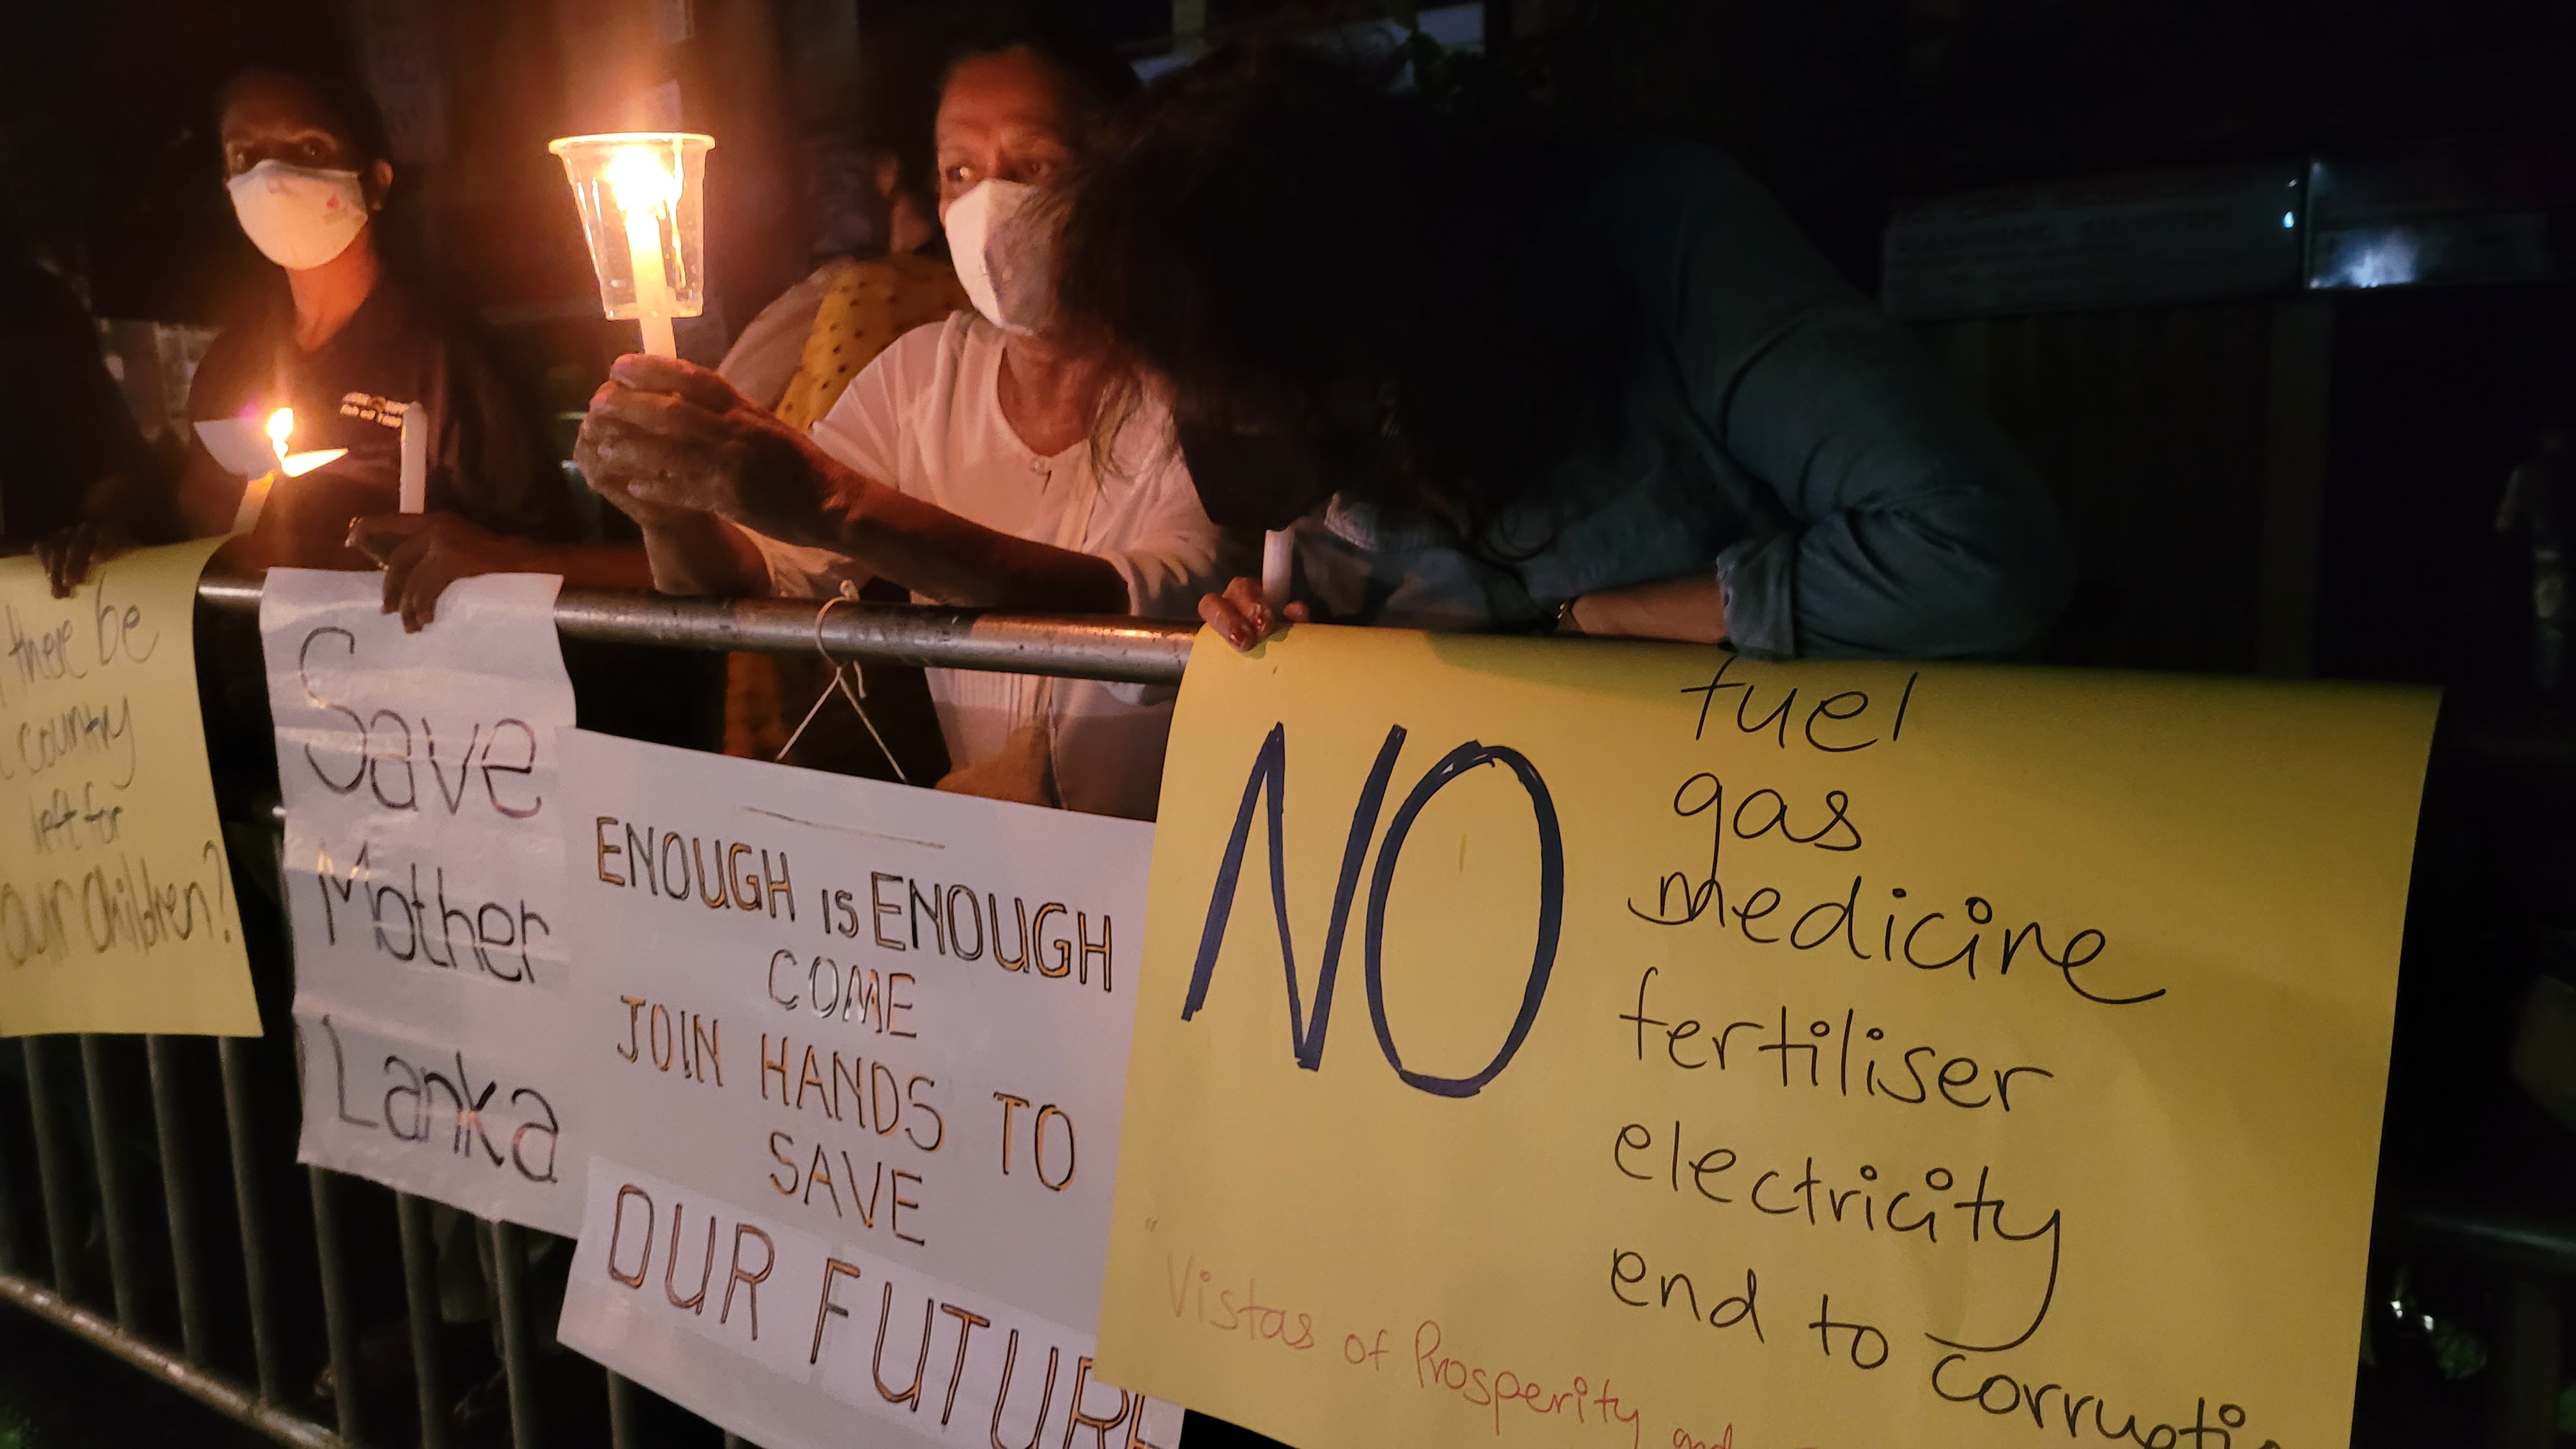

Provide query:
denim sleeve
left=1614, top=146, right=2074, bottom=659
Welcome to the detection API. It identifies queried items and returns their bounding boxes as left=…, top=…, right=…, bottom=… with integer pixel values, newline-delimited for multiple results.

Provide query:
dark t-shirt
left=189, top=275, right=575, bottom=841
left=187, top=275, right=570, bottom=552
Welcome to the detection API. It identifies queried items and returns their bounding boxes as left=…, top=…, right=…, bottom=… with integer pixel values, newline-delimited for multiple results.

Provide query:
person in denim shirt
left=1054, top=43, right=2073, bottom=658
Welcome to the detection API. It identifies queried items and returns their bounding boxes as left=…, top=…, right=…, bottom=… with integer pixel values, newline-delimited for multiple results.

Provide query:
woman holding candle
left=43, top=61, right=659, bottom=629
left=184, top=66, right=570, bottom=571
left=707, top=29, right=970, bottom=775
left=576, top=17, right=1236, bottom=821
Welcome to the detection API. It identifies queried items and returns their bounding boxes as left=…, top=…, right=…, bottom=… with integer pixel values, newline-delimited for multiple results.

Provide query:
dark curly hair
left=832, top=8, right=1138, bottom=246
left=215, top=60, right=394, bottom=172
left=1054, top=41, right=1584, bottom=551
left=943, top=8, right=1142, bottom=143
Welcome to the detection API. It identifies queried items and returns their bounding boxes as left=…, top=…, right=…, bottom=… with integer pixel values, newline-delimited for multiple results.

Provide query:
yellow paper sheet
left=0, top=540, right=257, bottom=1036
left=1101, top=627, right=2437, bottom=1449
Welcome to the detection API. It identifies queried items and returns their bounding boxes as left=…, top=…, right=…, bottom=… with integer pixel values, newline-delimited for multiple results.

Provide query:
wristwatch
left=1553, top=597, right=1584, bottom=636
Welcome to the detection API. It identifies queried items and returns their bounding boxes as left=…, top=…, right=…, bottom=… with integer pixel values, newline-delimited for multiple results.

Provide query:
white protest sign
left=263, top=569, right=581, bottom=1232
left=555, top=732, right=1183, bottom=1449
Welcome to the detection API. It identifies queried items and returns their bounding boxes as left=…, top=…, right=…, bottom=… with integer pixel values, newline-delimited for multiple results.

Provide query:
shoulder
left=188, top=316, right=275, bottom=418
left=392, top=282, right=489, bottom=361
left=824, top=254, right=966, bottom=314
left=403, top=288, right=542, bottom=411
left=810, top=312, right=982, bottom=477
left=1569, top=139, right=1855, bottom=309
left=724, top=261, right=852, bottom=369
left=880, top=252, right=970, bottom=300
left=794, top=256, right=864, bottom=298
left=1102, top=387, right=1192, bottom=495
left=862, top=310, right=989, bottom=402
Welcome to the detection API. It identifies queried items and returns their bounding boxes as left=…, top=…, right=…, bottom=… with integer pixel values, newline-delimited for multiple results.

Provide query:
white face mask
left=227, top=160, right=370, bottom=271
left=943, top=178, right=1052, bottom=337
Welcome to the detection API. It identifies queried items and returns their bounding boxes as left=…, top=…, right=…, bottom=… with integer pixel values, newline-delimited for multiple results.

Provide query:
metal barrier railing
left=0, top=571, right=1201, bottom=1449
left=8, top=572, right=2573, bottom=1448
left=194, top=574, right=1200, bottom=684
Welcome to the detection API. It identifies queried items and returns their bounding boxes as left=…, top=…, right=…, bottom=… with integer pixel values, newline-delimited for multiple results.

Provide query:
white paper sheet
left=195, top=417, right=274, bottom=479
left=262, top=569, right=584, bottom=1232
left=553, top=732, right=1182, bottom=1448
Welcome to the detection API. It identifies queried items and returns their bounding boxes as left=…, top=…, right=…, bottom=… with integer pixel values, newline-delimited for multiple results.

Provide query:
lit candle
left=606, top=147, right=680, bottom=358
left=549, top=133, right=711, bottom=359
left=231, top=406, right=349, bottom=533
left=397, top=402, right=426, bottom=512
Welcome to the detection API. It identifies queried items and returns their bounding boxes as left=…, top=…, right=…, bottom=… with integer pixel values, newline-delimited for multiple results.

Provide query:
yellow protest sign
left=1101, top=627, right=2436, bottom=1449
left=0, top=540, right=257, bottom=1036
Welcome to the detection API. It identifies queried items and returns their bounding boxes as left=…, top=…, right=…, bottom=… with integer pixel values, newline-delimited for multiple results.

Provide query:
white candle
left=608, top=146, right=681, bottom=358
left=1261, top=529, right=1294, bottom=613
left=626, top=203, right=678, bottom=358
left=227, top=405, right=346, bottom=533
left=231, top=472, right=274, bottom=535
left=397, top=402, right=427, bottom=512
left=234, top=406, right=296, bottom=533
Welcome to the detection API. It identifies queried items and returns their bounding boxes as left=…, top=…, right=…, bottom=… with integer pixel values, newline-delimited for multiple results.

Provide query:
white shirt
left=752, top=312, right=1230, bottom=820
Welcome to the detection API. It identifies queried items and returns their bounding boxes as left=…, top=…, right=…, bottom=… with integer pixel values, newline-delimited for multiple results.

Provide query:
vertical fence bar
left=309, top=1167, right=363, bottom=1439
left=218, top=1036, right=284, bottom=1403
left=23, top=1035, right=81, bottom=1301
left=396, top=1192, right=450, bottom=1449
left=78, top=1034, right=141, bottom=1328
left=489, top=1219, right=544, bottom=1449
left=604, top=1369, right=640, bottom=1449
left=0, top=1041, right=21, bottom=1276
left=145, top=1035, right=213, bottom=1362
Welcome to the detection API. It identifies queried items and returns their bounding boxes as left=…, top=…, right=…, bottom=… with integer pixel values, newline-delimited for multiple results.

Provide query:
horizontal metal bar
left=0, top=1269, right=346, bottom=1449
left=197, top=571, right=1198, bottom=685
left=2387, top=1201, right=2576, bottom=1279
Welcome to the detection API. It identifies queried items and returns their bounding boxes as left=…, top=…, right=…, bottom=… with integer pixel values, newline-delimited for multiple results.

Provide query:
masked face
left=1176, top=422, right=1339, bottom=532
left=227, top=159, right=370, bottom=271
left=942, top=178, right=1052, bottom=337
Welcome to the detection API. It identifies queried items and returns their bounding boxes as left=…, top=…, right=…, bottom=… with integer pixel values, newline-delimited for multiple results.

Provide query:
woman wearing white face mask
left=43, top=63, right=662, bottom=630
left=187, top=68, right=576, bottom=571
left=576, top=19, right=1234, bottom=820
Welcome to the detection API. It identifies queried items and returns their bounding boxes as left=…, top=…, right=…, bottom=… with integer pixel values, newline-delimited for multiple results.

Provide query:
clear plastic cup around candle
left=548, top=133, right=715, bottom=322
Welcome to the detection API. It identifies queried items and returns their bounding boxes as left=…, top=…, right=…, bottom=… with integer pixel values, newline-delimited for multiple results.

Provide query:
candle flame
left=261, top=406, right=342, bottom=477
left=604, top=146, right=680, bottom=217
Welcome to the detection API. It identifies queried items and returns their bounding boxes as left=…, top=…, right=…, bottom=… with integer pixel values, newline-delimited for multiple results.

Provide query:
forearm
left=86, top=469, right=185, bottom=544
left=792, top=473, right=1127, bottom=613
left=639, top=513, right=773, bottom=597
left=516, top=542, right=658, bottom=594
left=1571, top=573, right=1729, bottom=643
left=174, top=457, right=246, bottom=539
